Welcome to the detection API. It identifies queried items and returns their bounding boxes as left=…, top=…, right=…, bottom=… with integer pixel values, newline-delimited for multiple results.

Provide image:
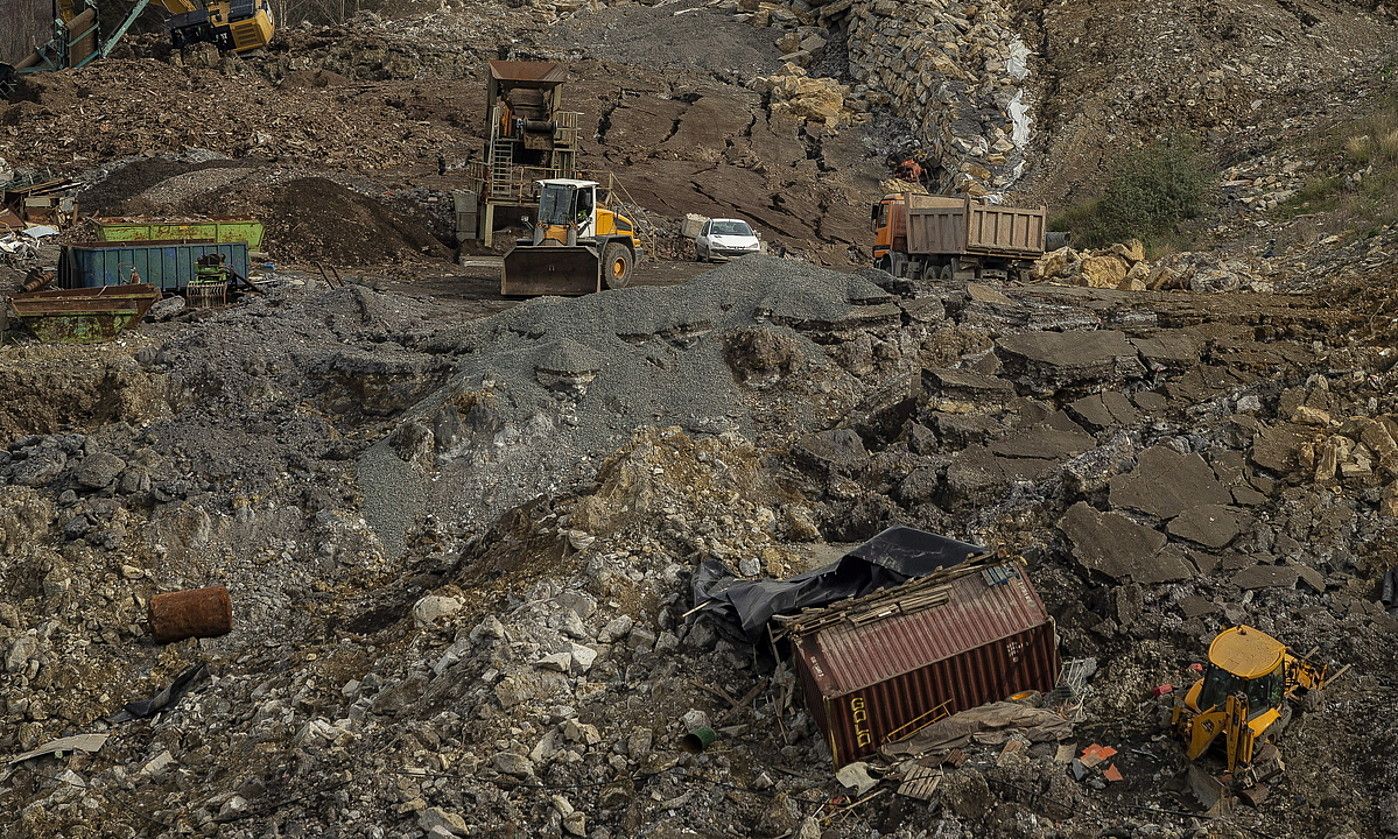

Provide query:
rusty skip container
left=790, top=558, right=1059, bottom=767
left=905, top=194, right=1045, bottom=258
left=148, top=586, right=233, bottom=643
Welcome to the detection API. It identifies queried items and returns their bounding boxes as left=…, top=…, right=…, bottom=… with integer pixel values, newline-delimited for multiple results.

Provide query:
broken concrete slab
left=1165, top=365, right=1245, bottom=404
left=1059, top=502, right=1193, bottom=583
left=794, top=429, right=868, bottom=475
left=1178, top=595, right=1219, bottom=618
left=1129, top=331, right=1204, bottom=372
left=1166, top=504, right=1252, bottom=549
left=1066, top=394, right=1117, bottom=430
left=995, top=330, right=1144, bottom=394
left=1108, top=446, right=1232, bottom=519
left=1250, top=423, right=1312, bottom=474
left=1231, top=486, right=1268, bottom=506
left=922, top=367, right=1015, bottom=404
left=1232, top=564, right=1300, bottom=591
left=928, top=412, right=1004, bottom=448
left=1132, top=390, right=1169, bottom=413
left=989, top=424, right=1094, bottom=460
left=1100, top=391, right=1140, bottom=425
left=1293, top=563, right=1326, bottom=592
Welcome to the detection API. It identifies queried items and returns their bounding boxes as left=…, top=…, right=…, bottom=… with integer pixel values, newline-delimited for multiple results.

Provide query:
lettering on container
left=849, top=696, right=872, bottom=749
left=1005, top=639, right=1025, bottom=663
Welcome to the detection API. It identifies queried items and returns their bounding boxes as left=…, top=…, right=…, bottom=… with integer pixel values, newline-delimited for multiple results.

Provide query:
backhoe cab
left=501, top=179, right=642, bottom=297
left=1172, top=626, right=1342, bottom=775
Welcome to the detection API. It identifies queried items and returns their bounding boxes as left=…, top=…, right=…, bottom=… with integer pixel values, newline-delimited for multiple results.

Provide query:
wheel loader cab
left=536, top=180, right=597, bottom=243
left=502, top=178, right=642, bottom=297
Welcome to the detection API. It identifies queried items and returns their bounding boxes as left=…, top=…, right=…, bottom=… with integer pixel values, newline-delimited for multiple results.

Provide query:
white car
left=695, top=218, right=761, bottom=262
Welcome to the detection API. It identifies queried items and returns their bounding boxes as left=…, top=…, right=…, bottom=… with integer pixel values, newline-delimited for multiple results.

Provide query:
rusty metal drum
left=148, top=586, right=232, bottom=643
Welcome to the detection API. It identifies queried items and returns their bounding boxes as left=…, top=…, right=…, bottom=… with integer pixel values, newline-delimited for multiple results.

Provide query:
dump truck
left=871, top=193, right=1046, bottom=282
left=1172, top=625, right=1345, bottom=775
left=501, top=178, right=642, bottom=296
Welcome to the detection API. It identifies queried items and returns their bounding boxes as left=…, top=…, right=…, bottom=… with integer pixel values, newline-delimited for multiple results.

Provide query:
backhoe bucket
left=501, top=244, right=601, bottom=297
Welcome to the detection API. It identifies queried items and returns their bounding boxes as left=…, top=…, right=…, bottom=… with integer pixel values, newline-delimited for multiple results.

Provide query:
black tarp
left=692, top=526, right=985, bottom=641
left=108, top=662, right=211, bottom=724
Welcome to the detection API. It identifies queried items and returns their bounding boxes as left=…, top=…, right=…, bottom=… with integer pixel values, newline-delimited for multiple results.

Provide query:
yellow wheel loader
left=1172, top=625, right=1345, bottom=775
left=158, top=0, right=276, bottom=53
left=501, top=179, right=643, bottom=297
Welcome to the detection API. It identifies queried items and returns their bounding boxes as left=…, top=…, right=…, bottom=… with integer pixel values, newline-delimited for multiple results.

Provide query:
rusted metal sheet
left=906, top=196, right=1046, bottom=259
left=92, top=217, right=266, bottom=251
left=149, top=586, right=233, bottom=643
left=488, top=59, right=567, bottom=85
left=791, top=558, right=1060, bottom=767
left=5, top=283, right=160, bottom=343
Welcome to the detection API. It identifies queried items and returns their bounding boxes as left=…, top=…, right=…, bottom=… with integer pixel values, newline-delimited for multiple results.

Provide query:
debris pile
left=1033, top=242, right=1282, bottom=294
left=1032, top=240, right=1151, bottom=291
left=755, top=64, right=853, bottom=128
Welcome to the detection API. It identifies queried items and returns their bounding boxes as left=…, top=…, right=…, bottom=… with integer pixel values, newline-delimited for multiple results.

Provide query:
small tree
left=1052, top=139, right=1212, bottom=250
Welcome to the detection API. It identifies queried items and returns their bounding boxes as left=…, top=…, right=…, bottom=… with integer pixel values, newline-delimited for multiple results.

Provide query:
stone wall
left=725, top=0, right=1032, bottom=197
left=839, top=0, right=1030, bottom=197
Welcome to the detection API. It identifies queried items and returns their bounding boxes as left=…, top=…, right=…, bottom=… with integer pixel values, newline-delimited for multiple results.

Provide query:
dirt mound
left=247, top=176, right=450, bottom=264
left=78, top=157, right=260, bottom=216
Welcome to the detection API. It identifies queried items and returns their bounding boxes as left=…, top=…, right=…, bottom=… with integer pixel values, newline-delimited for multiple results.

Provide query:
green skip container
left=93, top=217, right=265, bottom=252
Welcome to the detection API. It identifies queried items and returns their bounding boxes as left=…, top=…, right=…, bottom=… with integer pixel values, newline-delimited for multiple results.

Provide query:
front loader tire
left=603, top=242, right=634, bottom=290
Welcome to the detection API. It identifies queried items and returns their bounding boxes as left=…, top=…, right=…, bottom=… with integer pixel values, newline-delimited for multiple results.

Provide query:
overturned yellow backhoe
left=1172, top=625, right=1346, bottom=778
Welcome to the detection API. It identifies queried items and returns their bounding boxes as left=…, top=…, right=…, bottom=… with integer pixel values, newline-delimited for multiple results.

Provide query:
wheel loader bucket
left=501, top=244, right=601, bottom=297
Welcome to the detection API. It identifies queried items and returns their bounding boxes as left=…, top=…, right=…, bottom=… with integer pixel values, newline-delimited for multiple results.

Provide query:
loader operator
left=575, top=189, right=593, bottom=227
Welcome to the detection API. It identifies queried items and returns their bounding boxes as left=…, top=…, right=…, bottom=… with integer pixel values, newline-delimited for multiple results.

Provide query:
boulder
left=1059, top=502, right=1193, bottom=583
left=76, top=452, right=127, bottom=489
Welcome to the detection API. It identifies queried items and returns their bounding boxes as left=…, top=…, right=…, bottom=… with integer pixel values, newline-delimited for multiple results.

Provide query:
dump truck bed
left=905, top=195, right=1045, bottom=258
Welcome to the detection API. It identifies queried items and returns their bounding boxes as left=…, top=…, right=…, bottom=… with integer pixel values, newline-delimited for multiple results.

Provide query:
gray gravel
left=358, top=255, right=892, bottom=554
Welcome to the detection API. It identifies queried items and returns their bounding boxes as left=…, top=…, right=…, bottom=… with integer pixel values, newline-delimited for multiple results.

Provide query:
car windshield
left=711, top=220, right=753, bottom=237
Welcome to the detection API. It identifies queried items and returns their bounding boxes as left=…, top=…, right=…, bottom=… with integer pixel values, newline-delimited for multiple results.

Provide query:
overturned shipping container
left=788, top=558, right=1059, bottom=767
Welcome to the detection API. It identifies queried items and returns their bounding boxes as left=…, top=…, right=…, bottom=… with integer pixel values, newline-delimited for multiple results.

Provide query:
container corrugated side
left=793, top=565, right=1061, bottom=767
left=802, top=621, right=1059, bottom=766
left=59, top=241, right=250, bottom=292
left=965, top=204, right=1045, bottom=256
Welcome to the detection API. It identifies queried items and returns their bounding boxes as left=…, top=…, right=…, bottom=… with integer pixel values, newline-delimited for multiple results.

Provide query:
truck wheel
left=603, top=243, right=634, bottom=290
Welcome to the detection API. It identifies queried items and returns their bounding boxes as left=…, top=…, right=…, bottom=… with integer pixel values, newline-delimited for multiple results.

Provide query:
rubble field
left=0, top=1, right=1396, bottom=838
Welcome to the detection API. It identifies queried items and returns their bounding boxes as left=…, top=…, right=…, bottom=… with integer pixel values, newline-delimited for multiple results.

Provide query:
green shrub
left=1274, top=87, right=1398, bottom=229
left=1050, top=140, right=1212, bottom=250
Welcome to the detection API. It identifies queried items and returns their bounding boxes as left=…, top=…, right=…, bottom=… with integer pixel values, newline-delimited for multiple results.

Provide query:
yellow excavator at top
left=155, top=0, right=276, bottom=53
left=1172, top=625, right=1345, bottom=775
